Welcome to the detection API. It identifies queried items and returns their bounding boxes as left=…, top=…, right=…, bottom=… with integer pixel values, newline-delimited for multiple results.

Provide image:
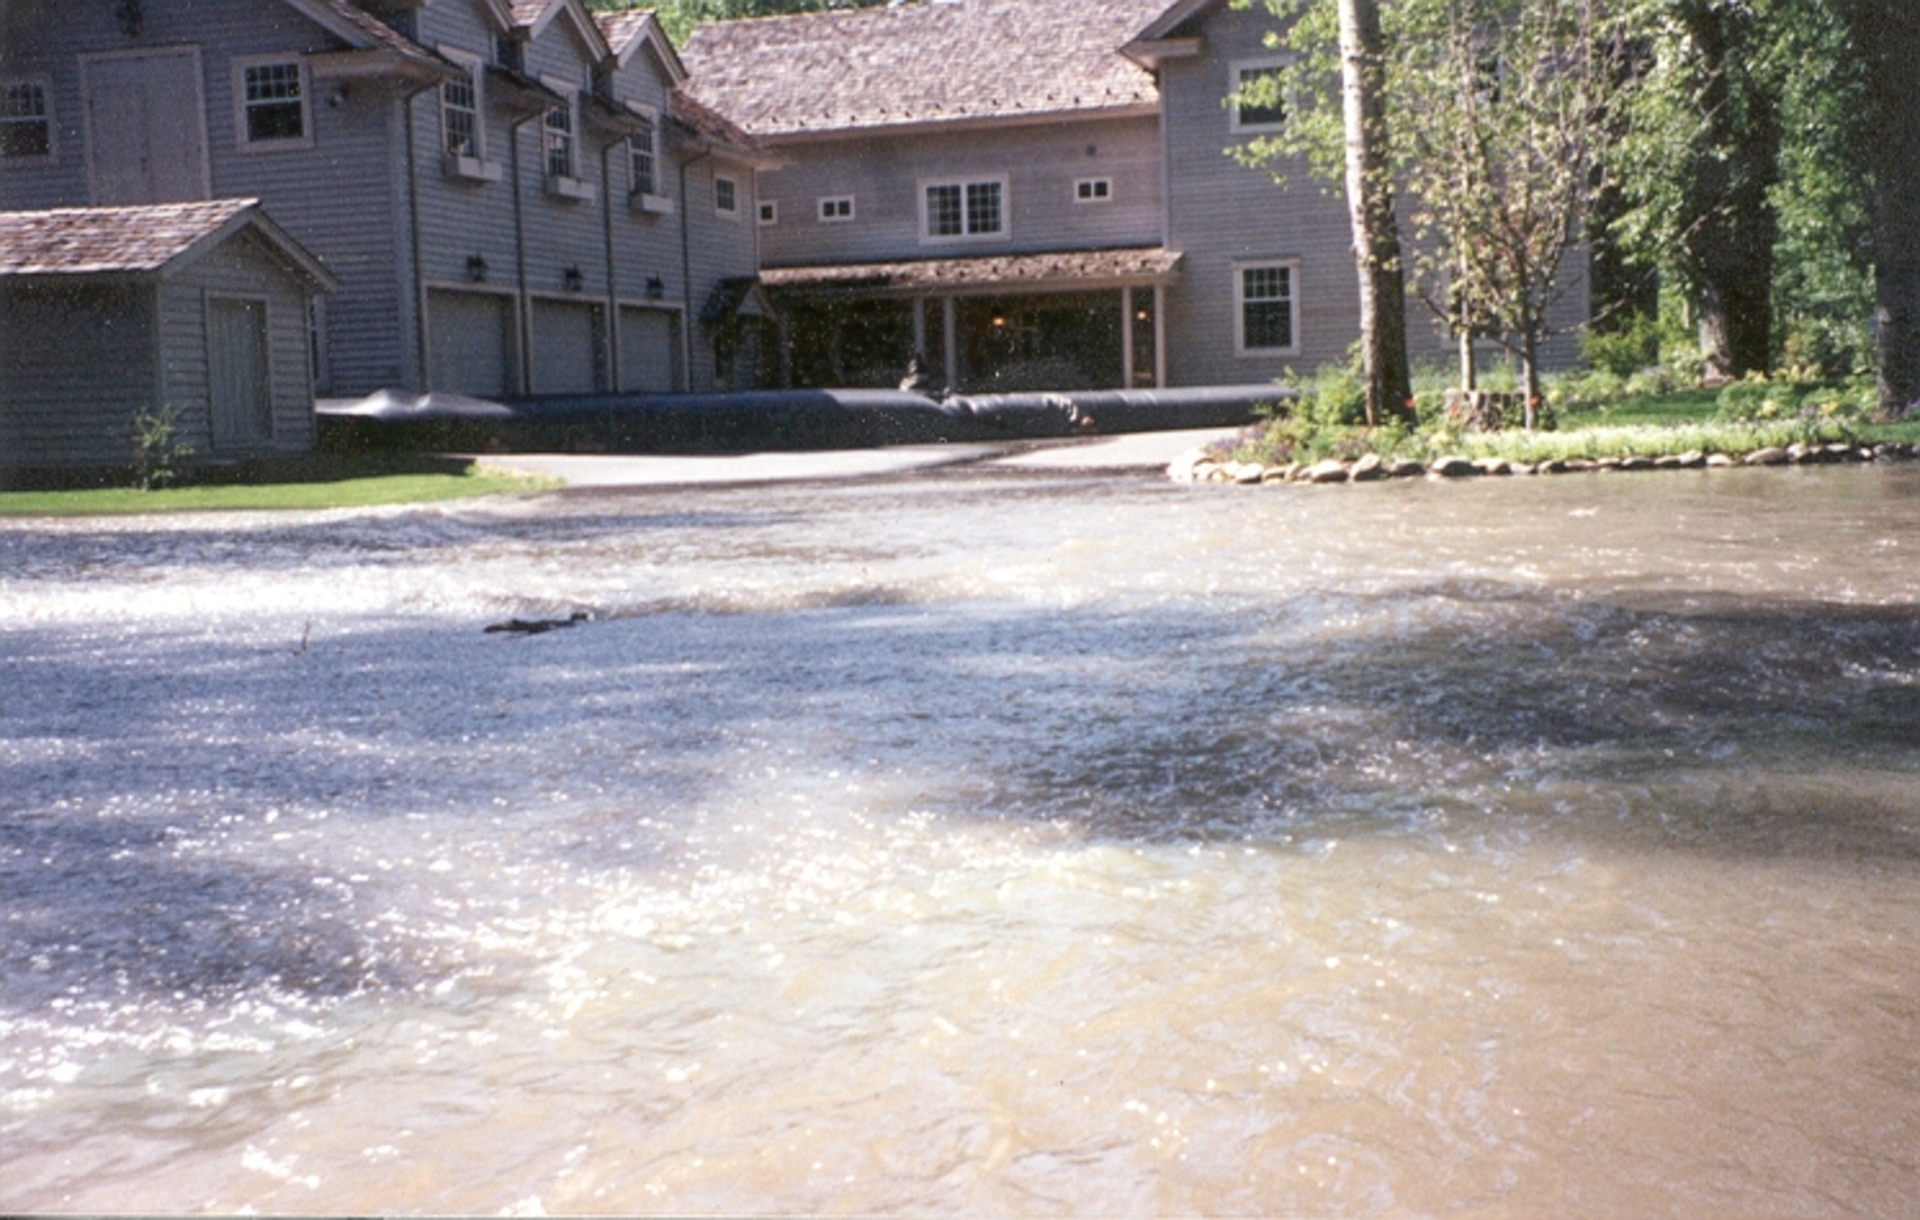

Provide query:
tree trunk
left=1841, top=0, right=1920, bottom=418
left=1676, top=1, right=1779, bottom=382
left=1338, top=0, right=1413, bottom=427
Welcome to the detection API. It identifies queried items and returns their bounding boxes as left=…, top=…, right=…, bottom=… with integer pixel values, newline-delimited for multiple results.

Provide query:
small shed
left=0, top=199, right=339, bottom=485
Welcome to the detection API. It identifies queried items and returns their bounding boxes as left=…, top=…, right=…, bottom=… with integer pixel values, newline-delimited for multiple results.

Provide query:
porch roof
left=0, top=199, right=339, bottom=291
left=759, top=247, right=1183, bottom=294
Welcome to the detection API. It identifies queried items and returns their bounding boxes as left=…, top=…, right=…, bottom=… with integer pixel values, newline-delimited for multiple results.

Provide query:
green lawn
left=0, top=458, right=556, bottom=517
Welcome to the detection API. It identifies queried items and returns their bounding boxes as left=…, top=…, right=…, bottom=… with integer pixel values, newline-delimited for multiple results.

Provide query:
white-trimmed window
left=714, top=173, right=738, bottom=218
left=921, top=176, right=1006, bottom=244
left=1, top=77, right=54, bottom=160
left=544, top=100, right=575, bottom=180
left=818, top=195, right=854, bottom=223
left=758, top=200, right=777, bottom=225
left=1231, top=58, right=1288, bottom=133
left=1235, top=260, right=1298, bottom=355
left=1075, top=177, right=1111, bottom=203
left=234, top=56, right=311, bottom=148
left=628, top=121, right=657, bottom=196
left=441, top=55, right=480, bottom=158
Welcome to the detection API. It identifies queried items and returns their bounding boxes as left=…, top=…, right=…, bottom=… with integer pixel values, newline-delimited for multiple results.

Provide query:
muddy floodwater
left=2, top=457, right=1918, bottom=1215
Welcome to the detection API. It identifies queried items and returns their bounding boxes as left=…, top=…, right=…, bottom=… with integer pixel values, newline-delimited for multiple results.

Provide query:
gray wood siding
left=679, top=154, right=761, bottom=391
left=604, top=36, right=687, bottom=389
left=756, top=116, right=1162, bottom=268
left=0, top=0, right=411, bottom=394
left=0, top=283, right=156, bottom=470
left=160, top=232, right=319, bottom=455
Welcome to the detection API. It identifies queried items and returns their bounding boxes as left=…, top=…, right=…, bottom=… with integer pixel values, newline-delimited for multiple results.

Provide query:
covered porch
left=760, top=248, right=1182, bottom=394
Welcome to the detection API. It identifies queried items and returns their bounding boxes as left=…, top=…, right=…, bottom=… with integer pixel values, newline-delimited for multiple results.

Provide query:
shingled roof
left=0, top=200, right=338, bottom=289
left=680, top=0, right=1167, bottom=139
left=759, top=246, right=1182, bottom=292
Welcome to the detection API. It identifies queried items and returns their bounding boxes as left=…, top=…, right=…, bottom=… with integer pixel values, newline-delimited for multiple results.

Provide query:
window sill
left=630, top=191, right=675, bottom=216
left=546, top=174, right=595, bottom=202
left=444, top=153, right=503, bottom=183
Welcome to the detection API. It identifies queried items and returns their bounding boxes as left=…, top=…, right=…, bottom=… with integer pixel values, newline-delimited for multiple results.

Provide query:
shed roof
left=680, top=0, right=1166, bottom=139
left=760, top=246, right=1182, bottom=293
left=0, top=200, right=340, bottom=290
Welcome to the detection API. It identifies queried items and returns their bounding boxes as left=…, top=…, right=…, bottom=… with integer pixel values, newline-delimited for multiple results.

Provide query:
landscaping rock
left=1302, top=459, right=1351, bottom=484
left=1259, top=464, right=1294, bottom=484
left=1349, top=453, right=1387, bottom=481
left=1677, top=450, right=1705, bottom=467
left=1745, top=447, right=1789, bottom=466
left=1230, top=461, right=1265, bottom=484
left=1472, top=457, right=1512, bottom=476
left=1429, top=456, right=1478, bottom=478
left=1786, top=442, right=1816, bottom=463
left=1387, top=459, right=1426, bottom=478
left=1536, top=458, right=1568, bottom=474
left=1619, top=455, right=1655, bottom=471
left=1707, top=452, right=1736, bottom=467
left=1564, top=458, right=1595, bottom=471
left=1510, top=461, right=1536, bottom=475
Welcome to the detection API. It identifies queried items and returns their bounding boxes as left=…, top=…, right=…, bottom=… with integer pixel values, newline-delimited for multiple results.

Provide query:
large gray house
left=0, top=0, right=768, bottom=411
left=683, top=0, right=1587, bottom=393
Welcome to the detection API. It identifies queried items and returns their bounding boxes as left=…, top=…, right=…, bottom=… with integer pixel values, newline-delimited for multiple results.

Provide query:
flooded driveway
left=3, top=458, right=1918, bottom=1214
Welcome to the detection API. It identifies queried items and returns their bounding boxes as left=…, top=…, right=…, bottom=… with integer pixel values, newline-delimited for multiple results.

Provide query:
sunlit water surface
left=2, top=460, right=1918, bottom=1215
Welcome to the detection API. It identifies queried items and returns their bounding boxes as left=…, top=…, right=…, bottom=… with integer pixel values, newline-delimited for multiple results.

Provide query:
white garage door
left=428, top=289, right=515, bottom=399
left=531, top=300, right=604, bottom=396
left=619, top=306, right=679, bottom=393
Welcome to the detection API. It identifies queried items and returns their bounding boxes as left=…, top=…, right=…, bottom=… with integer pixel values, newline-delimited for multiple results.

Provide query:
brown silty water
left=1, top=459, right=1917, bottom=1214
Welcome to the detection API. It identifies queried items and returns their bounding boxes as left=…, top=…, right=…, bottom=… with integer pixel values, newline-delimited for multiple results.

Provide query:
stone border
left=1169, top=441, right=1920, bottom=485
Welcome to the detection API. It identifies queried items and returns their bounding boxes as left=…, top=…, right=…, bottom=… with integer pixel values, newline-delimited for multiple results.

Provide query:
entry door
left=208, top=296, right=273, bottom=449
left=83, top=50, right=210, bottom=205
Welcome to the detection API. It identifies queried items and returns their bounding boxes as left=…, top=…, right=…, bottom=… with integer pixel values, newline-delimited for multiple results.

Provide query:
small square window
left=1, top=79, right=52, bottom=158
left=240, top=60, right=307, bottom=145
left=818, top=196, right=854, bottom=222
left=759, top=200, right=777, bottom=225
left=714, top=175, right=738, bottom=215
left=1076, top=178, right=1111, bottom=202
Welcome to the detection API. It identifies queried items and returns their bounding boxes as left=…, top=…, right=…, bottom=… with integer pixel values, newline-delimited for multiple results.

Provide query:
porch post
left=1121, top=286, right=1136, bottom=391
left=941, top=296, right=958, bottom=391
left=912, top=296, right=927, bottom=359
left=1153, top=283, right=1167, bottom=389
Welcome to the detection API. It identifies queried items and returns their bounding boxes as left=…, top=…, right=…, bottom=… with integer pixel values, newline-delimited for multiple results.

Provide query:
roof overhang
left=749, top=101, right=1160, bottom=147
left=307, top=48, right=448, bottom=85
left=1131, top=0, right=1222, bottom=45
left=1120, top=35, right=1203, bottom=70
left=761, top=247, right=1185, bottom=297
left=487, top=64, right=570, bottom=116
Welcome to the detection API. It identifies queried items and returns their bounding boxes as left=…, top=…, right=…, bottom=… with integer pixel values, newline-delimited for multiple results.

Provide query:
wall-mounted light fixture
left=645, top=276, right=665, bottom=301
left=563, top=266, right=584, bottom=293
left=117, top=0, right=144, bottom=38
left=466, top=254, right=489, bottom=283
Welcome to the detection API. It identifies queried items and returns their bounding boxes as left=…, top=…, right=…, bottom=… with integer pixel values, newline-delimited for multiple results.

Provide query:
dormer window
left=494, top=36, right=523, bottom=73
left=442, top=63, right=478, bottom=157
left=628, top=122, right=656, bottom=196
left=544, top=102, right=574, bottom=180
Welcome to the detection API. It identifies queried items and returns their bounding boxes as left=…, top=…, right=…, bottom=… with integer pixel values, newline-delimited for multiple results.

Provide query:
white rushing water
left=2, top=461, right=1918, bottom=1214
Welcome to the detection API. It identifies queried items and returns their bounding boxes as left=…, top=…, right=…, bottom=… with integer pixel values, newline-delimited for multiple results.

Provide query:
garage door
left=428, top=289, right=515, bottom=399
left=531, top=300, right=605, bottom=396
left=619, top=306, right=679, bottom=392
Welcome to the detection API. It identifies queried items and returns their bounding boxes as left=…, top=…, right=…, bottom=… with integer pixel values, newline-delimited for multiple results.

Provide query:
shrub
left=130, top=402, right=193, bottom=490
left=1580, top=313, right=1662, bottom=378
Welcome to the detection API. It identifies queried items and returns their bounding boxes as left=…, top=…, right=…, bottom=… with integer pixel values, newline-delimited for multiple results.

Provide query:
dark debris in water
left=483, top=610, right=592, bottom=636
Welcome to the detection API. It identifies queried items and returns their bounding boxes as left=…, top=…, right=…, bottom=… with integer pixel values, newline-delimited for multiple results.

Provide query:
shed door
left=532, top=300, right=605, bottom=396
left=83, top=50, right=210, bottom=205
left=208, top=297, right=273, bottom=449
left=619, top=307, right=678, bottom=392
left=428, top=290, right=515, bottom=399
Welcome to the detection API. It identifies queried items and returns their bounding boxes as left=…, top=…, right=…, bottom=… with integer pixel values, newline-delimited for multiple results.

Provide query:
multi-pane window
left=714, top=175, right=737, bottom=215
left=242, top=61, right=305, bottom=143
left=923, top=178, right=1004, bottom=241
left=818, top=195, right=853, bottom=222
left=1237, top=262, right=1296, bottom=354
left=442, top=67, right=478, bottom=157
left=1076, top=178, right=1111, bottom=202
left=1, top=80, right=51, bottom=158
left=628, top=123, right=656, bottom=196
left=544, top=102, right=575, bottom=179
left=1233, top=62, right=1286, bottom=132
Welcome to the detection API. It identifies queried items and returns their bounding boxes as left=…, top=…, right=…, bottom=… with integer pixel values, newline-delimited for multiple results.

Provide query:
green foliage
left=1715, top=372, right=1877, bottom=424
left=130, top=402, right=193, bottom=491
left=1581, top=313, right=1663, bottom=378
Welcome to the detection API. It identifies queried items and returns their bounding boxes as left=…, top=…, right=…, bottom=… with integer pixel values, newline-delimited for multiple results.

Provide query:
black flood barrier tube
left=316, top=385, right=1291, bottom=455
